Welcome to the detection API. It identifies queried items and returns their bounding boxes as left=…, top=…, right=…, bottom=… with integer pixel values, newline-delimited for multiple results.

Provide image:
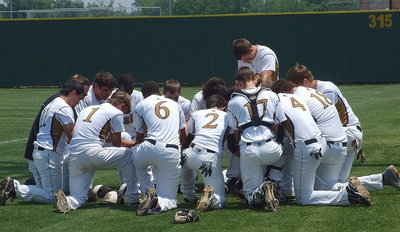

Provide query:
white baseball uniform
left=237, top=45, right=279, bottom=79
left=227, top=87, right=285, bottom=206
left=75, top=85, right=106, bottom=114
left=279, top=93, right=351, bottom=205
left=315, top=80, right=364, bottom=183
left=191, top=91, right=241, bottom=180
left=14, top=97, right=74, bottom=204
left=131, top=95, right=186, bottom=212
left=178, top=96, right=191, bottom=122
left=65, top=103, right=139, bottom=210
left=181, top=108, right=229, bottom=209
left=293, top=87, right=347, bottom=190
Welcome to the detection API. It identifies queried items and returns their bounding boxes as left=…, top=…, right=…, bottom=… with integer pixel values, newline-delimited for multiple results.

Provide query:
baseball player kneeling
left=181, top=94, right=230, bottom=212
left=131, top=81, right=187, bottom=216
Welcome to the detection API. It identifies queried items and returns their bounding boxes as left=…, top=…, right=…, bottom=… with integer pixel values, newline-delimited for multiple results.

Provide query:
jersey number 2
left=203, top=113, right=219, bottom=128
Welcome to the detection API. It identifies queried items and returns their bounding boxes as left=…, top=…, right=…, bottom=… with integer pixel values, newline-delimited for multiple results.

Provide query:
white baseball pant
left=181, top=145, right=225, bottom=209
left=66, top=146, right=139, bottom=210
left=240, top=139, right=282, bottom=205
left=293, top=137, right=349, bottom=205
left=14, top=145, right=63, bottom=204
left=338, top=125, right=363, bottom=183
left=131, top=140, right=181, bottom=212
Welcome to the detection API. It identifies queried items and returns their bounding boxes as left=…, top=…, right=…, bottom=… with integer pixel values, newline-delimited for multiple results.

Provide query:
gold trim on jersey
left=282, top=114, right=295, bottom=144
left=51, top=116, right=64, bottom=151
left=335, top=96, right=349, bottom=126
left=271, top=63, right=279, bottom=81
left=99, top=119, right=112, bottom=142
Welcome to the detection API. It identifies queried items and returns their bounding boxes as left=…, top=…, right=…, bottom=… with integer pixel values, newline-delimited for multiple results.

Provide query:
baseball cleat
left=136, top=188, right=158, bottom=216
left=55, top=190, right=71, bottom=214
left=347, top=177, right=371, bottom=206
left=382, top=165, right=400, bottom=190
left=262, top=181, right=279, bottom=212
left=0, top=177, right=16, bottom=206
left=196, top=185, right=215, bottom=212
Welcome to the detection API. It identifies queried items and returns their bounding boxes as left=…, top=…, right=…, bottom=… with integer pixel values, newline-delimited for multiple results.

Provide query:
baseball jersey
left=293, top=86, right=347, bottom=142
left=188, top=109, right=230, bottom=154
left=34, top=97, right=75, bottom=154
left=227, top=87, right=286, bottom=144
left=316, top=80, right=360, bottom=127
left=278, top=93, right=321, bottom=142
left=190, top=91, right=206, bottom=113
left=75, top=85, right=106, bottom=114
left=122, top=90, right=143, bottom=137
left=237, top=45, right=279, bottom=79
left=69, top=103, right=125, bottom=153
left=178, top=96, right=191, bottom=121
left=134, top=95, right=186, bottom=145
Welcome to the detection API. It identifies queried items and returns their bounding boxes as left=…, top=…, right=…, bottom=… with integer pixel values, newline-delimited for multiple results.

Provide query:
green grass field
left=0, top=85, right=399, bottom=232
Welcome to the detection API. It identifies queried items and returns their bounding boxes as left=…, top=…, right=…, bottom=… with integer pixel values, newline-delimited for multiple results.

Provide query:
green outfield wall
left=0, top=10, right=399, bottom=87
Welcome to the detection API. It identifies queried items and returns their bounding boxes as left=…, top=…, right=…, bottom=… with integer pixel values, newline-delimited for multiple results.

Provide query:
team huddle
left=1, top=38, right=399, bottom=216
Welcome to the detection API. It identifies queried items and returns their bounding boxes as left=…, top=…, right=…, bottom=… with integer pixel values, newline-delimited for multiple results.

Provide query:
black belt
left=190, top=143, right=216, bottom=153
left=356, top=125, right=363, bottom=132
left=304, top=138, right=318, bottom=145
left=246, top=138, right=273, bottom=146
left=327, top=141, right=347, bottom=147
left=145, top=139, right=179, bottom=150
left=37, top=146, right=45, bottom=151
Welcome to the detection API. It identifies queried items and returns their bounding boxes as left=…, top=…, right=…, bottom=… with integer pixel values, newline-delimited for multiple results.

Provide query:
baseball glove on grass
left=171, top=209, right=199, bottom=224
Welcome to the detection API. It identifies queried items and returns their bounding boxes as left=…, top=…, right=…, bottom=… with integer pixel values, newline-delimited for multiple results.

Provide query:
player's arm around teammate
left=180, top=94, right=230, bottom=212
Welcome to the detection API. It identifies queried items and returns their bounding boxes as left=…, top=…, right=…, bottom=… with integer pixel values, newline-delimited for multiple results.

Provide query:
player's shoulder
left=316, top=80, right=338, bottom=91
left=192, top=91, right=203, bottom=101
left=178, top=96, right=191, bottom=105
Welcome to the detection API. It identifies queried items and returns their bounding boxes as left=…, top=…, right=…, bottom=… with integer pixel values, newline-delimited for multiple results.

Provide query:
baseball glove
left=171, top=209, right=199, bottom=224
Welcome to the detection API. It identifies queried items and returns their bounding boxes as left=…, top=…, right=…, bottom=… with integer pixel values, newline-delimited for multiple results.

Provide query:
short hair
left=60, top=80, right=84, bottom=96
left=270, top=79, right=295, bottom=94
left=206, top=94, right=227, bottom=109
left=202, top=77, right=225, bottom=101
left=118, top=73, right=135, bottom=95
left=164, top=79, right=181, bottom=93
left=236, top=66, right=256, bottom=83
left=286, top=64, right=314, bottom=86
left=232, top=38, right=252, bottom=60
left=217, top=84, right=236, bottom=102
left=107, top=90, right=131, bottom=113
left=69, top=74, right=90, bottom=87
left=141, top=81, right=160, bottom=98
left=94, top=71, right=115, bottom=89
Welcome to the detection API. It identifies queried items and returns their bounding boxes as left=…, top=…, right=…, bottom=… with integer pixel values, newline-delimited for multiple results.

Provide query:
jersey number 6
left=155, top=101, right=170, bottom=119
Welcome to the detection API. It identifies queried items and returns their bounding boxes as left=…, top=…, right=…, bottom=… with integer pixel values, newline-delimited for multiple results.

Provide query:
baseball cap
left=93, top=185, right=114, bottom=198
left=100, top=191, right=125, bottom=205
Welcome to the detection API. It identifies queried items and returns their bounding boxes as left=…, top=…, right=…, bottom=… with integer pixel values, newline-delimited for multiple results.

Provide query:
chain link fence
left=0, top=0, right=392, bottom=19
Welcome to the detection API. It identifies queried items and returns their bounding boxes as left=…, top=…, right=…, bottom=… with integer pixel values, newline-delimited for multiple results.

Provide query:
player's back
left=278, top=93, right=321, bottom=142
left=316, top=80, right=359, bottom=127
left=70, top=103, right=124, bottom=152
left=189, top=109, right=229, bottom=154
left=228, top=87, right=284, bottom=143
left=134, top=95, right=184, bottom=145
left=293, top=86, right=346, bottom=142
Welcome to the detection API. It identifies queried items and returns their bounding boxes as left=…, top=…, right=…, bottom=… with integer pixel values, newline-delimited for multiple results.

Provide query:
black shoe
left=0, top=177, right=16, bottom=206
left=147, top=207, right=162, bottom=215
left=24, top=176, right=36, bottom=185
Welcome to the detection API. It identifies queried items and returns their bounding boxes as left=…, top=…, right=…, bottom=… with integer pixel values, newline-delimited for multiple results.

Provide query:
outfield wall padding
left=0, top=11, right=399, bottom=87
